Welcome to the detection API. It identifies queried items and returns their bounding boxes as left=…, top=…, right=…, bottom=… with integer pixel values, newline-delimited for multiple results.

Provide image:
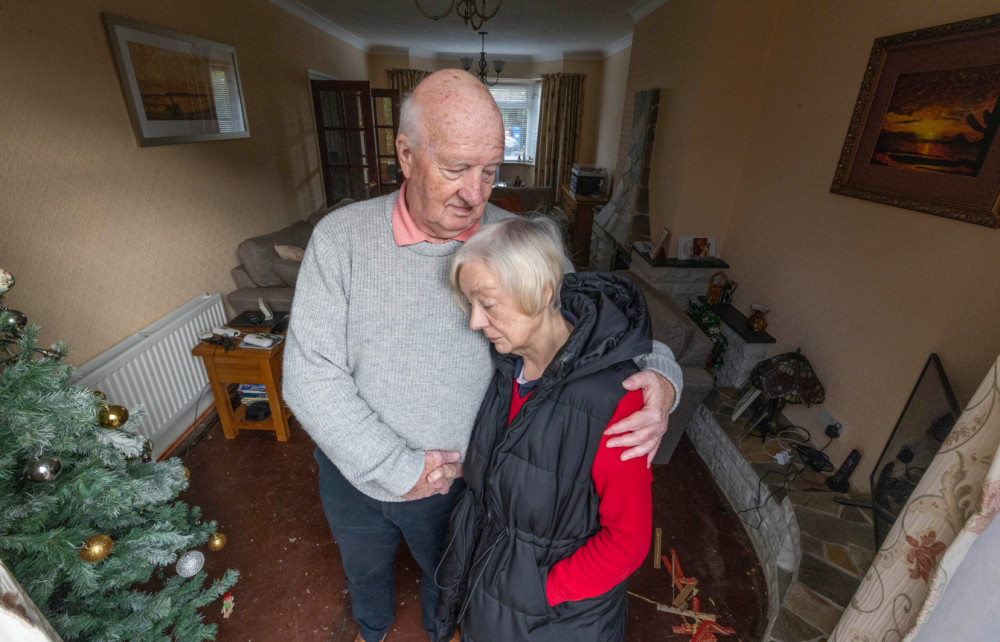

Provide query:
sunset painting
left=127, top=42, right=217, bottom=122
left=872, top=64, right=1000, bottom=176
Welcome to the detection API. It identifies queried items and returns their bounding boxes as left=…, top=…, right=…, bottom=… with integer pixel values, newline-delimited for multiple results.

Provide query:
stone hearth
left=690, top=387, right=875, bottom=641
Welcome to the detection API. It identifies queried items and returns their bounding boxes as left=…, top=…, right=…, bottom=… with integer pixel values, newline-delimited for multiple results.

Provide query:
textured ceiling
left=271, top=0, right=666, bottom=60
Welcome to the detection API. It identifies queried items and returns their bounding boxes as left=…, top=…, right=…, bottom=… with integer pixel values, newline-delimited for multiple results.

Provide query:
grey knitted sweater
left=283, top=192, right=682, bottom=502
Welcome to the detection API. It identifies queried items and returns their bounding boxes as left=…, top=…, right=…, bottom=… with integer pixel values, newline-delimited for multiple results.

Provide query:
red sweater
left=507, top=383, right=653, bottom=606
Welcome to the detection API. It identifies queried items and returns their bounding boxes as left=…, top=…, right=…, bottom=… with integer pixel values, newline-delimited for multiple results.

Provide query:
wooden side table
left=191, top=334, right=291, bottom=441
left=560, top=183, right=609, bottom=269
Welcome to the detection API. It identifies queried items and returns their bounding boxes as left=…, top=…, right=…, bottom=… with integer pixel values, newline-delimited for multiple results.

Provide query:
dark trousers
left=314, top=448, right=464, bottom=642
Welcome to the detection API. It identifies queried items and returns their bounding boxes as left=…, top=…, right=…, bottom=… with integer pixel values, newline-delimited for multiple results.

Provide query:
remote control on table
left=825, top=448, right=861, bottom=493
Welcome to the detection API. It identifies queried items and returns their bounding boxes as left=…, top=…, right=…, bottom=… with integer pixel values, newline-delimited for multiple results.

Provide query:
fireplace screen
left=870, top=354, right=961, bottom=547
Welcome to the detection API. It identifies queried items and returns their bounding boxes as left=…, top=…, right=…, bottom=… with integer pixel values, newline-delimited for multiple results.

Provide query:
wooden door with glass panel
left=311, top=81, right=401, bottom=206
left=371, top=89, right=404, bottom=194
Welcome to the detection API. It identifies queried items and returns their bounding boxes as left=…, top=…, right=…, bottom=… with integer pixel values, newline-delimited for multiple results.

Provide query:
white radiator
left=70, top=293, right=226, bottom=458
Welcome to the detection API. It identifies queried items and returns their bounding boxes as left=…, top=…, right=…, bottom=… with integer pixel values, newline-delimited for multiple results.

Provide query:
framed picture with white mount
left=103, top=13, right=249, bottom=147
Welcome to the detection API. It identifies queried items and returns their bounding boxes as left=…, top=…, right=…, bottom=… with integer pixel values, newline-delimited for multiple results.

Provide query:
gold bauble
left=97, top=404, right=129, bottom=428
left=92, top=390, right=107, bottom=400
left=207, top=533, right=227, bottom=551
left=80, top=534, right=113, bottom=563
left=183, top=467, right=191, bottom=479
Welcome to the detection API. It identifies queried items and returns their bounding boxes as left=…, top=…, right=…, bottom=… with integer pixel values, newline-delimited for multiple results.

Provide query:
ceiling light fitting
left=461, top=31, right=505, bottom=86
left=415, top=0, right=501, bottom=31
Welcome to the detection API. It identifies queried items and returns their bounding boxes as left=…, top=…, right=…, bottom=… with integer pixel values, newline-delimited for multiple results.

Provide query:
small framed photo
left=102, top=13, right=249, bottom=147
left=677, top=236, right=716, bottom=260
left=651, top=227, right=671, bottom=260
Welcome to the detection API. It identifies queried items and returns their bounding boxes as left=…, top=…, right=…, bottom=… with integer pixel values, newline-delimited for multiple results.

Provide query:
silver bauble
left=2, top=309, right=27, bottom=330
left=176, top=550, right=205, bottom=577
left=25, top=456, right=62, bottom=482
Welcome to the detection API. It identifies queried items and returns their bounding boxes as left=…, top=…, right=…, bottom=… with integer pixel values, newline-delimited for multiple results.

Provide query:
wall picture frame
left=831, top=13, right=1000, bottom=228
left=102, top=13, right=249, bottom=147
left=677, top=235, right=716, bottom=261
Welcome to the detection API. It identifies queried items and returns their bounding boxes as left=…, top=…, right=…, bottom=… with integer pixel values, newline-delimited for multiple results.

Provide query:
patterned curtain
left=386, top=68, right=429, bottom=97
left=831, top=353, right=1000, bottom=641
left=535, top=73, right=585, bottom=200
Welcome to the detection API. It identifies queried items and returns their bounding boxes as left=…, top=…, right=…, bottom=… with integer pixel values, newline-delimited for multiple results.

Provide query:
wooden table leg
left=203, top=355, right=239, bottom=439
left=261, top=356, right=290, bottom=441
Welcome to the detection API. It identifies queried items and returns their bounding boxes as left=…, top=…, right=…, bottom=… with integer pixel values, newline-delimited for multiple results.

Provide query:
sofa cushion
left=618, top=270, right=713, bottom=368
left=274, top=244, right=305, bottom=261
left=273, top=259, right=301, bottom=287
left=237, top=221, right=314, bottom=287
left=227, top=286, right=295, bottom=314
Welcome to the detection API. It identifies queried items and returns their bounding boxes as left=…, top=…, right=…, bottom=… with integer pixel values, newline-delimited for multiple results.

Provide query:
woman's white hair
left=449, top=216, right=568, bottom=317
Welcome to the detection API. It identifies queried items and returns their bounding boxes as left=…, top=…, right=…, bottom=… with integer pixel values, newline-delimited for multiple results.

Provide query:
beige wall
left=628, top=0, right=1000, bottom=486
left=1, top=0, right=369, bottom=365
left=595, top=47, right=631, bottom=189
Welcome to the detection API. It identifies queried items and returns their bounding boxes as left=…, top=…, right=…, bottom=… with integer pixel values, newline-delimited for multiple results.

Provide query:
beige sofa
left=619, top=270, right=716, bottom=464
left=226, top=199, right=352, bottom=313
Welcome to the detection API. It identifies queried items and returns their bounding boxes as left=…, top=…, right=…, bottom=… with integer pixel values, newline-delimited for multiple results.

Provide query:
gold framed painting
left=831, top=13, right=1000, bottom=228
left=102, top=14, right=249, bottom=147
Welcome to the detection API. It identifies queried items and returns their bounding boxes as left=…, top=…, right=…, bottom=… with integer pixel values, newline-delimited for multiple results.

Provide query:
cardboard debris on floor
left=635, top=530, right=736, bottom=641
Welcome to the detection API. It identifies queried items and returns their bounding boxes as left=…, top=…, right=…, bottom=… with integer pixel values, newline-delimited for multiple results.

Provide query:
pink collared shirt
left=392, top=181, right=482, bottom=246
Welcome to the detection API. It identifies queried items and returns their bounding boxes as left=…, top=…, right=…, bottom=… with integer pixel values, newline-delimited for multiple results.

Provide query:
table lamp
left=747, top=348, right=825, bottom=440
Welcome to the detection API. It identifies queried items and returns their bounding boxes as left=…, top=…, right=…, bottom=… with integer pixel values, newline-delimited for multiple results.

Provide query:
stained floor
left=178, top=414, right=766, bottom=641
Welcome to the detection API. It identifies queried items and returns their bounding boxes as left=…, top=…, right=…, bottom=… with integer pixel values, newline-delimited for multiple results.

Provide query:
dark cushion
left=237, top=221, right=314, bottom=287
left=273, top=259, right=301, bottom=287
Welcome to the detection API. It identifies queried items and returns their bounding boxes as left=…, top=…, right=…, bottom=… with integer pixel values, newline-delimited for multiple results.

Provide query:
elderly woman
left=434, top=216, right=654, bottom=642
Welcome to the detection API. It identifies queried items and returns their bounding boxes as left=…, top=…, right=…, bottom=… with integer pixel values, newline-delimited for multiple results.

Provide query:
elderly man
left=283, top=69, right=682, bottom=642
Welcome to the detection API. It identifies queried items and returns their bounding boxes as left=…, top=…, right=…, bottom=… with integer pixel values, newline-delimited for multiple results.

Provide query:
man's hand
left=401, top=450, right=462, bottom=500
left=604, top=370, right=676, bottom=467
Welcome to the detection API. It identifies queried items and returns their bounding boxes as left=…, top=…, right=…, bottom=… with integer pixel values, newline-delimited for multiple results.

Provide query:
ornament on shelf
left=97, top=404, right=129, bottom=429
left=80, top=534, right=113, bottom=563
left=221, top=592, right=235, bottom=619
left=207, top=533, right=227, bottom=551
left=745, top=304, right=770, bottom=334
left=2, top=309, right=27, bottom=331
left=176, top=550, right=205, bottom=577
left=25, top=456, right=62, bottom=482
left=0, top=269, right=13, bottom=295
left=706, top=271, right=728, bottom=305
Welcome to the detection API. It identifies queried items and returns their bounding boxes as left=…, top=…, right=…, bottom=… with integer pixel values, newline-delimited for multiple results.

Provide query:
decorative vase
left=745, top=304, right=769, bottom=333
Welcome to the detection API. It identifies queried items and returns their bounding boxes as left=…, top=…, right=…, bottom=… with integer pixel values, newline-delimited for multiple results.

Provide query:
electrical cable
left=728, top=428, right=835, bottom=529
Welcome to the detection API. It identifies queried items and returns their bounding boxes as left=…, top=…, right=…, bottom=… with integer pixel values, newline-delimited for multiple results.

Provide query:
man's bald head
left=398, top=69, right=505, bottom=154
left=395, top=69, right=507, bottom=242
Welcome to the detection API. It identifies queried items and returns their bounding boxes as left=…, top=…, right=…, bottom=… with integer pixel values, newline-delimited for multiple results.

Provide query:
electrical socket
left=818, top=407, right=843, bottom=438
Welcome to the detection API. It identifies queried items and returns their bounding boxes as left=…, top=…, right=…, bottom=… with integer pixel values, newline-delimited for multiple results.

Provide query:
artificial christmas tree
left=0, top=270, right=237, bottom=641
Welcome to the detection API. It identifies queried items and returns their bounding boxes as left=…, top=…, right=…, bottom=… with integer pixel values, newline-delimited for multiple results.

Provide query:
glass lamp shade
left=461, top=57, right=473, bottom=71
left=749, top=349, right=825, bottom=407
left=493, top=59, right=505, bottom=73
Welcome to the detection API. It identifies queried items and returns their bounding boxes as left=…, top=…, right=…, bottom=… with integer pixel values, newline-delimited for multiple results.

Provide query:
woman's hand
left=604, top=370, right=676, bottom=466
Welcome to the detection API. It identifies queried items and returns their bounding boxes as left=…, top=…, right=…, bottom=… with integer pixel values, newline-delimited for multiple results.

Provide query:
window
left=489, top=81, right=541, bottom=163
